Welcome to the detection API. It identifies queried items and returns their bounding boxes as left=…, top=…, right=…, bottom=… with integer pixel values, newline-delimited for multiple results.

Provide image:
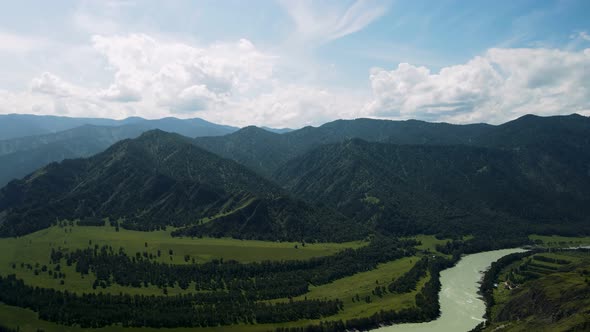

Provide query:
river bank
left=371, top=248, right=526, bottom=332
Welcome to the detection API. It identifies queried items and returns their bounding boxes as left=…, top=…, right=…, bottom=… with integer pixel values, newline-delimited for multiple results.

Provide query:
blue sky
left=0, top=0, right=589, bottom=127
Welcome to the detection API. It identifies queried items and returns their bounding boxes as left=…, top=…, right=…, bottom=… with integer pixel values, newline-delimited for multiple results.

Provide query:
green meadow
left=529, top=234, right=590, bottom=247
left=0, top=224, right=365, bottom=296
left=0, top=225, right=447, bottom=331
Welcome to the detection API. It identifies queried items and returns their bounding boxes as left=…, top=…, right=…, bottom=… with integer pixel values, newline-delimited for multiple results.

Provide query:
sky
left=0, top=0, right=589, bottom=128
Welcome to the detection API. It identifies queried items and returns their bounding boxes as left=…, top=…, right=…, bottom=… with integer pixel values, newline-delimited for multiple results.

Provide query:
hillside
left=272, top=139, right=590, bottom=237
left=0, top=130, right=363, bottom=241
left=477, top=114, right=590, bottom=176
left=481, top=250, right=590, bottom=332
left=194, top=126, right=294, bottom=176
left=194, top=114, right=589, bottom=178
left=192, top=119, right=472, bottom=178
left=194, top=118, right=493, bottom=177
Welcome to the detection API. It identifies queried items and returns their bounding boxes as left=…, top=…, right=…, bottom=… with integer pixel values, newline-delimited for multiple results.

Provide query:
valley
left=0, top=114, right=589, bottom=331
left=1, top=1, right=589, bottom=329
left=0, top=222, right=444, bottom=332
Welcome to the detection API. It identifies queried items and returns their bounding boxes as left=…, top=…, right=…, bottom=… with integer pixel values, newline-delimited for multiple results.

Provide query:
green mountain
left=0, top=130, right=363, bottom=241
left=0, top=118, right=239, bottom=186
left=2, top=113, right=589, bottom=240
left=194, top=126, right=294, bottom=177
left=272, top=139, right=590, bottom=237
left=477, top=114, right=590, bottom=176
left=194, top=118, right=494, bottom=176
left=194, top=114, right=590, bottom=179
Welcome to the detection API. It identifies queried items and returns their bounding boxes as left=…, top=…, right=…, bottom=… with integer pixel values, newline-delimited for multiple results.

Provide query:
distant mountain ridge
left=194, top=114, right=589, bottom=177
left=0, top=114, right=238, bottom=140
left=0, top=115, right=240, bottom=186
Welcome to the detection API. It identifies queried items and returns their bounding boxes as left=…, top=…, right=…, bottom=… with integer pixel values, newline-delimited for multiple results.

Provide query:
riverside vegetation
left=475, top=247, right=590, bottom=331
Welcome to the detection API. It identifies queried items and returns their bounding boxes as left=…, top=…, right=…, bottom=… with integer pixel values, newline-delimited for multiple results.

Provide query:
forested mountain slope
left=273, top=139, right=590, bottom=237
left=0, top=130, right=363, bottom=241
left=195, top=114, right=589, bottom=177
left=194, top=118, right=494, bottom=177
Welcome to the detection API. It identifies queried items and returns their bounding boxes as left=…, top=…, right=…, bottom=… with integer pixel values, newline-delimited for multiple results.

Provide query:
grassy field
left=411, top=234, right=450, bottom=253
left=0, top=303, right=277, bottom=332
left=0, top=226, right=446, bottom=331
left=0, top=224, right=364, bottom=296
left=529, top=234, right=590, bottom=247
left=290, top=256, right=426, bottom=319
left=0, top=258, right=428, bottom=332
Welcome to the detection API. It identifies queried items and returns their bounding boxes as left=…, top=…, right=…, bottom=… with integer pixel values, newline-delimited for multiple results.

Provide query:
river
left=372, top=248, right=526, bottom=332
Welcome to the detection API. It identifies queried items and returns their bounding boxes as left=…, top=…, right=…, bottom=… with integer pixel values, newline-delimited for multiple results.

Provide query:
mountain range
left=0, top=113, right=589, bottom=242
left=0, top=130, right=363, bottom=241
left=0, top=115, right=239, bottom=186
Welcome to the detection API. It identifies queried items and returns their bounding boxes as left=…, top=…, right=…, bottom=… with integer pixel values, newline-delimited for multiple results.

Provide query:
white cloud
left=279, top=0, right=390, bottom=45
left=91, top=34, right=277, bottom=113
left=365, top=47, right=590, bottom=123
left=11, top=33, right=364, bottom=127
left=10, top=30, right=589, bottom=128
left=571, top=31, right=590, bottom=42
left=215, top=85, right=366, bottom=128
left=166, top=85, right=218, bottom=113
left=30, top=72, right=80, bottom=97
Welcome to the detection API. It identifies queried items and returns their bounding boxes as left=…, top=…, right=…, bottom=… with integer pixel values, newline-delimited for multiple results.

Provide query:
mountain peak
left=233, top=125, right=280, bottom=137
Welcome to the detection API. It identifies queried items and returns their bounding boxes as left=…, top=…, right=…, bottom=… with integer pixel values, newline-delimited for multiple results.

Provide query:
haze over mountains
left=0, top=114, right=240, bottom=186
left=0, top=113, right=589, bottom=242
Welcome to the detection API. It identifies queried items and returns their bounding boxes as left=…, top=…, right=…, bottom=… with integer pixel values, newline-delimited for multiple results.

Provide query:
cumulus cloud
left=91, top=34, right=276, bottom=113
left=220, top=85, right=365, bottom=127
left=365, top=47, right=590, bottom=123
left=16, top=33, right=363, bottom=127
left=13, top=30, right=590, bottom=127
left=30, top=72, right=80, bottom=97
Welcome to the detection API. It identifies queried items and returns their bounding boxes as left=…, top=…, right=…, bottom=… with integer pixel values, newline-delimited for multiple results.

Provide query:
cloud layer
left=1, top=2, right=589, bottom=128
left=1, top=34, right=589, bottom=127
left=366, top=47, right=590, bottom=123
left=0, top=33, right=362, bottom=127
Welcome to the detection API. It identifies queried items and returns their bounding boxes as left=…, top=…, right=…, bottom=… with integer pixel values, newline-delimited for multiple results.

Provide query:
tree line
left=276, top=256, right=455, bottom=332
left=52, top=237, right=418, bottom=300
left=0, top=274, right=342, bottom=328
